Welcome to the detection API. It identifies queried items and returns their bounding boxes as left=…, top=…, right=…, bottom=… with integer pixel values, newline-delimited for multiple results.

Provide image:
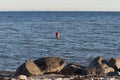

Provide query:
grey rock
left=15, top=60, right=42, bottom=77
left=107, top=71, right=120, bottom=76
left=88, top=56, right=114, bottom=76
left=61, top=64, right=80, bottom=75
left=34, top=57, right=66, bottom=74
left=15, top=57, right=66, bottom=77
left=96, top=64, right=114, bottom=75
left=88, top=56, right=107, bottom=68
left=61, top=63, right=86, bottom=75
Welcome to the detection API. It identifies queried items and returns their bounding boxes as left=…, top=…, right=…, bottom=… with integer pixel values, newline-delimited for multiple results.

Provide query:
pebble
left=17, top=75, right=27, bottom=80
left=2, top=76, right=120, bottom=80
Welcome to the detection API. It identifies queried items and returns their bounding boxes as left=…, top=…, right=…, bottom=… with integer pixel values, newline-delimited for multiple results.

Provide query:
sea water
left=0, top=11, right=120, bottom=71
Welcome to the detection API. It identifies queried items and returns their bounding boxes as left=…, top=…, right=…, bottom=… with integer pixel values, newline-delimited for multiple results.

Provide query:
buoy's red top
left=56, top=32, right=60, bottom=38
left=56, top=32, right=60, bottom=35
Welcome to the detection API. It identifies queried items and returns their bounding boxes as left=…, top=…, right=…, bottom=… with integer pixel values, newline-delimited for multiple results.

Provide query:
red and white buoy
left=56, top=32, right=60, bottom=38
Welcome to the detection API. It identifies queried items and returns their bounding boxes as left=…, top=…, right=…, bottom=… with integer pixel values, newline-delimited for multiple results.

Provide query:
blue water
left=0, top=11, right=120, bottom=71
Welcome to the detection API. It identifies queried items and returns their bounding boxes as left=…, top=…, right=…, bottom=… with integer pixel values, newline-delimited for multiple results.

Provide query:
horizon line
left=0, top=10, right=120, bottom=12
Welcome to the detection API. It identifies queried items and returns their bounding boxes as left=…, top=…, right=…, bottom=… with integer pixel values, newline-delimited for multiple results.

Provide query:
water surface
left=0, top=11, right=120, bottom=71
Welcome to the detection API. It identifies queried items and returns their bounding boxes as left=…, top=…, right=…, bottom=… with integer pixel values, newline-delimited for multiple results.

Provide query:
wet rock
left=61, top=64, right=80, bottom=75
left=76, top=68, right=92, bottom=75
left=15, top=60, right=41, bottom=77
left=34, top=57, right=66, bottom=74
left=61, top=63, right=86, bottom=75
left=108, top=58, right=120, bottom=71
left=107, top=71, right=120, bottom=76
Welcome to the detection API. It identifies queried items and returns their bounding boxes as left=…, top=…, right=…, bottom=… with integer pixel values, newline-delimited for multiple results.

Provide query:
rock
left=15, top=60, right=41, bottom=77
left=11, top=78, right=16, bottom=80
left=76, top=68, right=92, bottom=75
left=61, top=64, right=80, bottom=75
left=103, top=65, right=114, bottom=74
left=34, top=57, right=66, bottom=74
left=55, top=78, right=63, bottom=80
left=96, top=64, right=114, bottom=75
left=17, top=75, right=27, bottom=80
left=15, top=57, right=66, bottom=77
left=61, top=63, right=86, bottom=75
left=62, top=78, right=70, bottom=80
left=107, top=71, right=120, bottom=76
left=106, top=77, right=116, bottom=80
left=87, top=56, right=105, bottom=75
left=108, top=58, right=120, bottom=71
left=87, top=56, right=114, bottom=76
left=87, top=67, right=97, bottom=76
left=88, top=56, right=107, bottom=68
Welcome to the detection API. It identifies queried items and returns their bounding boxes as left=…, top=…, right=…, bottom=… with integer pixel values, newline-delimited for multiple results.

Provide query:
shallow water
left=0, top=11, right=120, bottom=71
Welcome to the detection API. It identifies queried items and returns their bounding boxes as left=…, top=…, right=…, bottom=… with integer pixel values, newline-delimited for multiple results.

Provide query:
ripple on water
left=0, top=12, right=120, bottom=71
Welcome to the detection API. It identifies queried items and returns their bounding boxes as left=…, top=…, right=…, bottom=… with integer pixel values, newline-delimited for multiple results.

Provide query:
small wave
left=0, top=54, right=11, bottom=58
left=0, top=27, right=20, bottom=33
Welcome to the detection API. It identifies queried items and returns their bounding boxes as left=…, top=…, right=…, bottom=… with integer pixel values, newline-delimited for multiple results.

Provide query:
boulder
left=87, top=56, right=114, bottom=76
left=96, top=64, right=114, bottom=75
left=34, top=57, right=66, bottom=74
left=88, top=56, right=107, bottom=68
left=15, top=57, right=66, bottom=77
left=108, top=58, right=120, bottom=71
left=75, top=68, right=90, bottom=75
left=61, top=64, right=80, bottom=75
left=61, top=63, right=86, bottom=75
left=15, top=60, right=41, bottom=77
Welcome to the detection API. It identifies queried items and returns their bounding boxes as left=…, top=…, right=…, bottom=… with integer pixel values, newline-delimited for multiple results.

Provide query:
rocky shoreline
left=1, top=74, right=120, bottom=80
left=1, top=56, right=120, bottom=80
